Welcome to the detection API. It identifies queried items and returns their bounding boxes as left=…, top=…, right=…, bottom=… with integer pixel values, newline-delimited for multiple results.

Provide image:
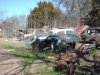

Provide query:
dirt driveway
left=0, top=48, right=24, bottom=75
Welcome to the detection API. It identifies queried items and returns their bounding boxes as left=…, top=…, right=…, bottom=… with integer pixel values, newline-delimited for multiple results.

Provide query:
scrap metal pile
left=48, top=45, right=100, bottom=75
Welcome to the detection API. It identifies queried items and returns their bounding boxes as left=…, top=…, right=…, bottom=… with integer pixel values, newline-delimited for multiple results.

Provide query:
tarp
left=76, top=25, right=89, bottom=36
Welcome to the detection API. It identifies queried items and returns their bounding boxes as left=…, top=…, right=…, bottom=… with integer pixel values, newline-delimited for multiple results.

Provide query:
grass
left=90, top=49, right=100, bottom=55
left=12, top=48, right=61, bottom=75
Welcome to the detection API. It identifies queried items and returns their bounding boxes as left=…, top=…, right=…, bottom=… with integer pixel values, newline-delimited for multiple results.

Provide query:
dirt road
left=0, top=48, right=24, bottom=75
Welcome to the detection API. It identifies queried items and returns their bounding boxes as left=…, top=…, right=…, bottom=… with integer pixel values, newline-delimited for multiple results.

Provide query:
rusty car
left=81, top=27, right=100, bottom=48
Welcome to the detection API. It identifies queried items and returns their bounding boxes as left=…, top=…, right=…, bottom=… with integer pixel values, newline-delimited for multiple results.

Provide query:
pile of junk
left=31, top=25, right=100, bottom=75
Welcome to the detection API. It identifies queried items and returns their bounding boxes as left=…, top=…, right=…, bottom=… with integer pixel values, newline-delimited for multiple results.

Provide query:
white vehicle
left=48, top=28, right=75, bottom=36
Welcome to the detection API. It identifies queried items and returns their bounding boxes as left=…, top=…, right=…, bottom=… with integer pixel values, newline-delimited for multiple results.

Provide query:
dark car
left=31, top=34, right=82, bottom=52
left=31, top=35, right=61, bottom=52
left=58, top=34, right=81, bottom=51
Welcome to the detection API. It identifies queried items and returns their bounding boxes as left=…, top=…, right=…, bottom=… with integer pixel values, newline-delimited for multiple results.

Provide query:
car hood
left=29, top=36, right=47, bottom=44
left=38, top=36, right=48, bottom=41
left=75, top=25, right=89, bottom=36
left=61, top=34, right=81, bottom=43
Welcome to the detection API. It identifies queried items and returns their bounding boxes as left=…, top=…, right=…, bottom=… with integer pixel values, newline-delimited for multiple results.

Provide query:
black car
left=31, top=35, right=60, bottom=52
left=31, top=34, right=82, bottom=52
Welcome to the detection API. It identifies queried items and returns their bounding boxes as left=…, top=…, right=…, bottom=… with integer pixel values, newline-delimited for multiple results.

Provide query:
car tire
left=31, top=39, right=40, bottom=52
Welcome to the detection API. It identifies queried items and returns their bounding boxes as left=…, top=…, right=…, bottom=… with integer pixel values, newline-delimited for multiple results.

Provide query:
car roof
left=50, top=28, right=74, bottom=32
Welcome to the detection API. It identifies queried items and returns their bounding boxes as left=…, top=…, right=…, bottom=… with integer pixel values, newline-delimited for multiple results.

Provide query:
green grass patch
left=12, top=47, right=63, bottom=75
left=33, top=69, right=66, bottom=75
left=90, top=49, right=100, bottom=55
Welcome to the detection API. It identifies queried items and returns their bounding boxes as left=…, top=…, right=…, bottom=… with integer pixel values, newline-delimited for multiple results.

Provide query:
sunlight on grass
left=0, top=38, right=25, bottom=49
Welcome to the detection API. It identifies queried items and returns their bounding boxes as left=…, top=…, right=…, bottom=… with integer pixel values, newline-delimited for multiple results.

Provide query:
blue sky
left=0, top=0, right=43, bottom=17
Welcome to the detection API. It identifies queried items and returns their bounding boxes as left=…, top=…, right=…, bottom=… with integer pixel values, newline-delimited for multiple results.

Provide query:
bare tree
left=0, top=11, right=5, bottom=23
left=2, top=18, right=13, bottom=38
left=53, top=0, right=92, bottom=27
left=10, top=15, right=26, bottom=30
left=1, top=15, right=27, bottom=38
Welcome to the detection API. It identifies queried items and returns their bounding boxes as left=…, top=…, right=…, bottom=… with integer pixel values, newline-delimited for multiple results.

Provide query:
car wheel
left=31, top=43, right=39, bottom=52
left=31, top=39, right=40, bottom=52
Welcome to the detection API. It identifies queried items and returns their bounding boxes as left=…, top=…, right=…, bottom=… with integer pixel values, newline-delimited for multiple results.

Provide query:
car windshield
left=66, top=31, right=75, bottom=35
left=48, top=31, right=54, bottom=36
left=64, top=34, right=81, bottom=42
left=48, top=29, right=75, bottom=36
